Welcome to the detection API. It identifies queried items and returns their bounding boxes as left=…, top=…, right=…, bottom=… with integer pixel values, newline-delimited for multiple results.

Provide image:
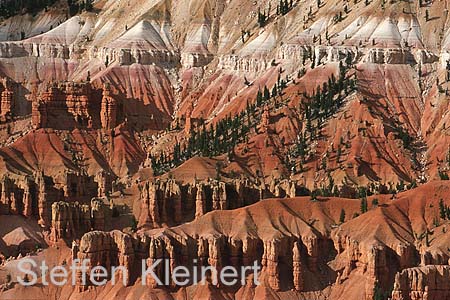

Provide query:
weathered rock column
left=304, top=236, right=319, bottom=272
left=293, top=241, right=304, bottom=291
left=23, top=179, right=33, bottom=217
left=212, top=183, right=220, bottom=211
left=195, top=184, right=206, bottom=219
left=288, top=180, right=296, bottom=198
left=71, top=241, right=79, bottom=262
left=262, top=239, right=280, bottom=291
left=9, top=192, right=18, bottom=214
left=0, top=177, right=10, bottom=214
left=229, top=238, right=243, bottom=268
left=208, top=236, right=224, bottom=286
left=138, top=181, right=160, bottom=228
left=149, top=183, right=160, bottom=227
left=91, top=199, right=107, bottom=231
left=36, top=172, right=49, bottom=227
left=147, top=237, right=164, bottom=288
left=167, top=180, right=182, bottom=224
left=198, top=237, right=209, bottom=266
left=219, top=182, right=227, bottom=210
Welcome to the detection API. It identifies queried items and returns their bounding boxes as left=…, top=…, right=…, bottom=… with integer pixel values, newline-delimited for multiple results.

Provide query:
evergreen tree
left=257, top=8, right=267, bottom=27
left=256, top=90, right=263, bottom=106
left=86, top=0, right=93, bottom=11
left=263, top=85, right=270, bottom=100
left=360, top=198, right=368, bottom=214
left=373, top=282, right=384, bottom=300
left=345, top=52, right=352, bottom=67
left=440, top=199, right=447, bottom=219
left=271, top=84, right=278, bottom=97
left=339, top=209, right=346, bottom=223
left=79, top=0, right=85, bottom=12
left=372, top=198, right=379, bottom=207
left=131, top=216, right=138, bottom=232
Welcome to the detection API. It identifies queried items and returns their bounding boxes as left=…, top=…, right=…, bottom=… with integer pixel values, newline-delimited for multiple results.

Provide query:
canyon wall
left=137, top=177, right=301, bottom=228
left=50, top=198, right=112, bottom=242
left=392, top=266, right=450, bottom=300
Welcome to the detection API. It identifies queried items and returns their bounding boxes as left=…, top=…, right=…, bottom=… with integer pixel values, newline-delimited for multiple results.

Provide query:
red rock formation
left=76, top=230, right=136, bottom=290
left=0, top=78, right=13, bottom=119
left=71, top=240, right=79, bottom=260
left=197, top=236, right=208, bottom=266
left=164, top=179, right=182, bottom=223
left=207, top=236, right=224, bottom=285
left=91, top=198, right=108, bottom=231
left=139, top=178, right=262, bottom=228
left=36, top=171, right=49, bottom=227
left=31, top=81, right=103, bottom=130
left=391, top=266, right=450, bottom=300
left=50, top=201, right=90, bottom=242
left=6, top=2, right=450, bottom=300
left=195, top=183, right=206, bottom=219
left=185, top=101, right=194, bottom=135
left=145, top=235, right=179, bottom=288
left=9, top=191, right=18, bottom=215
left=0, top=176, right=11, bottom=214
left=292, top=241, right=304, bottom=291
left=0, top=175, right=36, bottom=217
left=139, top=181, right=160, bottom=228
left=65, top=82, right=92, bottom=126
left=262, top=239, right=280, bottom=291
left=50, top=198, right=111, bottom=242
left=100, top=83, right=117, bottom=130
left=212, top=181, right=227, bottom=210
left=31, top=99, right=47, bottom=129
left=22, top=178, right=33, bottom=217
left=95, top=170, right=111, bottom=198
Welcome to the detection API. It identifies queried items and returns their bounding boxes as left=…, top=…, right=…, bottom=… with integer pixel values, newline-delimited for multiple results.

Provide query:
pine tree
left=339, top=61, right=346, bottom=79
left=360, top=198, right=368, bottom=214
left=131, top=216, right=138, bottom=232
left=271, top=84, right=278, bottom=98
left=310, top=190, right=318, bottom=201
left=336, top=146, right=341, bottom=162
left=86, top=0, right=93, bottom=11
left=372, top=198, right=379, bottom=207
left=81, top=1, right=88, bottom=12
left=263, top=85, right=270, bottom=101
left=345, top=52, right=352, bottom=67
left=257, top=8, right=267, bottom=27
left=256, top=90, right=263, bottom=106
left=440, top=199, right=447, bottom=219
left=373, top=282, right=384, bottom=300
left=339, top=209, right=346, bottom=223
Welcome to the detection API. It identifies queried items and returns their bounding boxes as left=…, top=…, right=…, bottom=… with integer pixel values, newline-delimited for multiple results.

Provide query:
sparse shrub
left=372, top=198, right=379, bottom=207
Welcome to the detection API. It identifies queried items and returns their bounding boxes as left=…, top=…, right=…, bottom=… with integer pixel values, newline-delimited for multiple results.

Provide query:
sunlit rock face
left=1, top=1, right=450, bottom=300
